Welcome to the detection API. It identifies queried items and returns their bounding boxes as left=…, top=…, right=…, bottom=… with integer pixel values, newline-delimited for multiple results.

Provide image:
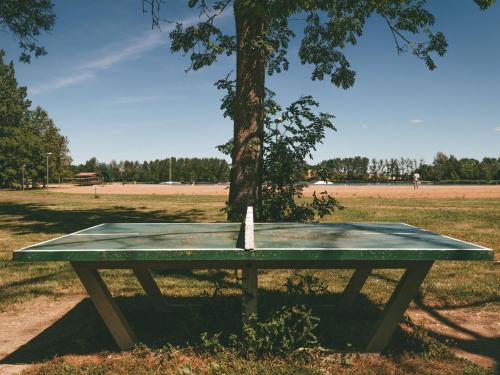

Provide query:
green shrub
left=199, top=305, right=320, bottom=358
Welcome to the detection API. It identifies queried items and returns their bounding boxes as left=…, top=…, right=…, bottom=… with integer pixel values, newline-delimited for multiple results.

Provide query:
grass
left=21, top=346, right=495, bottom=375
left=0, top=189, right=498, bottom=374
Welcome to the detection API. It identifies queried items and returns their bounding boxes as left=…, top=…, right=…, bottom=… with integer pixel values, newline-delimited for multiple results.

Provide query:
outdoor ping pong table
left=13, top=207, right=493, bottom=353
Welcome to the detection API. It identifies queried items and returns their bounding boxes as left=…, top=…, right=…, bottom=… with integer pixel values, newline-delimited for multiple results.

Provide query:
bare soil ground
left=49, top=183, right=500, bottom=199
left=0, top=295, right=84, bottom=375
left=406, top=307, right=500, bottom=369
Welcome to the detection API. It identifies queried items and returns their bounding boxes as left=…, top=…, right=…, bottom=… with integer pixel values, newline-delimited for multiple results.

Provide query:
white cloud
left=80, top=32, right=166, bottom=71
left=30, top=13, right=212, bottom=95
left=494, top=126, right=500, bottom=132
left=361, top=124, right=368, bottom=128
left=31, top=71, right=96, bottom=95
left=410, top=118, right=423, bottom=124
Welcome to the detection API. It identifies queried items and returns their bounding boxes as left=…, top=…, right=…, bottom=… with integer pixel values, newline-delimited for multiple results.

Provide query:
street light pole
left=169, top=157, right=172, bottom=182
left=46, top=152, right=52, bottom=188
left=22, top=164, right=26, bottom=191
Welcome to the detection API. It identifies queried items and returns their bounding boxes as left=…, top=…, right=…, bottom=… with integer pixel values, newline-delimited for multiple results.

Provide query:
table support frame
left=242, top=264, right=258, bottom=324
left=132, top=266, right=167, bottom=311
left=71, top=260, right=433, bottom=352
left=71, top=262, right=137, bottom=351
left=365, top=261, right=433, bottom=352
left=337, top=268, right=372, bottom=314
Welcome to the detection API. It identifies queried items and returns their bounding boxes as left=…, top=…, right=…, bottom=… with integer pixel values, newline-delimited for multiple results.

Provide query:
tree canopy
left=0, top=0, right=55, bottom=63
left=160, top=0, right=496, bottom=85
left=0, top=50, right=71, bottom=187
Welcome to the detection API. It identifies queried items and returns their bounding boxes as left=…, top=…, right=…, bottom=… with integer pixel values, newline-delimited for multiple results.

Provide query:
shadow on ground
left=1, top=290, right=377, bottom=364
left=412, top=293, right=500, bottom=372
left=0, top=201, right=207, bottom=235
left=1, top=273, right=498, bottom=370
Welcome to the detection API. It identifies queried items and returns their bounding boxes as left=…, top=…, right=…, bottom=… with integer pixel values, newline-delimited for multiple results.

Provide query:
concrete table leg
left=365, top=261, right=433, bottom=353
left=72, top=262, right=137, bottom=351
left=133, top=266, right=167, bottom=310
left=338, top=268, right=372, bottom=313
left=242, top=264, right=258, bottom=324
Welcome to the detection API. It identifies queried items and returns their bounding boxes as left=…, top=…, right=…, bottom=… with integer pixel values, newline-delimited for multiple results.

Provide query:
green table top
left=13, top=222, right=493, bottom=262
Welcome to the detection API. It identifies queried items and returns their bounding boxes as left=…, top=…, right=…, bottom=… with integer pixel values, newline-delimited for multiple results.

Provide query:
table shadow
left=3, top=289, right=496, bottom=370
left=2, top=291, right=382, bottom=364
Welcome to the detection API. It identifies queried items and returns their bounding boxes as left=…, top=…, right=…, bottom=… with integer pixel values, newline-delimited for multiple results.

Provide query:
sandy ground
left=49, top=183, right=500, bottom=199
left=406, top=307, right=500, bottom=369
left=0, top=295, right=84, bottom=375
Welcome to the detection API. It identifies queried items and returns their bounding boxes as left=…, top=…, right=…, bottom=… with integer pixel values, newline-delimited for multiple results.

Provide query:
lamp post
left=274, top=117, right=283, bottom=143
left=22, top=164, right=26, bottom=191
left=119, top=165, right=124, bottom=183
left=169, top=157, right=172, bottom=182
left=46, top=152, right=52, bottom=188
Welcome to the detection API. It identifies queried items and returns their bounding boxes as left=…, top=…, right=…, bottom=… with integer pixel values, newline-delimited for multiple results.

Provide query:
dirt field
left=49, top=183, right=500, bottom=199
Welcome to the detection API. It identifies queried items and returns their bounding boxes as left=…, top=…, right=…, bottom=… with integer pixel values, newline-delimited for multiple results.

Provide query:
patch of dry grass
left=22, top=345, right=493, bottom=375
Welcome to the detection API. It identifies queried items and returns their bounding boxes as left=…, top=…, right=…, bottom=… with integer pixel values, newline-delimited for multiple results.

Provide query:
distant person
left=413, top=173, right=421, bottom=190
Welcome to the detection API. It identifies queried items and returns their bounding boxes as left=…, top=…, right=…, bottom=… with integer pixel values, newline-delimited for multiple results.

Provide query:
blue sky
left=1, top=0, right=499, bottom=164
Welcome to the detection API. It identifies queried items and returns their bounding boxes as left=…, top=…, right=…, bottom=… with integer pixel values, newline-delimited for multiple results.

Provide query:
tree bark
left=228, top=1, right=266, bottom=222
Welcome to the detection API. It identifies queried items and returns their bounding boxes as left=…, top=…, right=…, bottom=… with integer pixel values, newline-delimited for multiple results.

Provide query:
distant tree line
left=315, top=153, right=500, bottom=182
left=0, top=51, right=71, bottom=188
left=72, top=157, right=230, bottom=184
left=316, top=157, right=421, bottom=181
left=418, top=152, right=500, bottom=182
left=72, top=152, right=500, bottom=185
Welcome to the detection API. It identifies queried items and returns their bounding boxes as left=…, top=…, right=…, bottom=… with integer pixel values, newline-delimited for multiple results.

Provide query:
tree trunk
left=228, top=1, right=266, bottom=222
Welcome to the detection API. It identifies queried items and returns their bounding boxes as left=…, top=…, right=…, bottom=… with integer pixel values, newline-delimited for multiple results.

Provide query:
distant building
left=73, top=172, right=102, bottom=185
left=306, top=169, right=317, bottom=179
